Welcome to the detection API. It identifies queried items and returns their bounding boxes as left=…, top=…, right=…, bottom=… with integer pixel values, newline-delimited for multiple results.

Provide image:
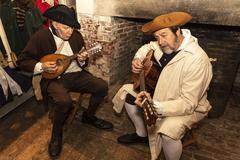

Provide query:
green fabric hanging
left=0, top=1, right=44, bottom=56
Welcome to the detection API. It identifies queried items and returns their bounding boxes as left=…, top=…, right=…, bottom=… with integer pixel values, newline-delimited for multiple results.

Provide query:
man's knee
left=125, top=94, right=136, bottom=105
left=95, top=80, right=108, bottom=96
left=54, top=96, right=72, bottom=113
left=161, top=134, right=173, bottom=141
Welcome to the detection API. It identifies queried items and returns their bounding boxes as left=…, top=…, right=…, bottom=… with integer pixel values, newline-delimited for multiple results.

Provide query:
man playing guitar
left=114, top=12, right=212, bottom=160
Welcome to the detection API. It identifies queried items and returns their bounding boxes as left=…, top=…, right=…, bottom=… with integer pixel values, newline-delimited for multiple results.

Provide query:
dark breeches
left=46, top=70, right=108, bottom=117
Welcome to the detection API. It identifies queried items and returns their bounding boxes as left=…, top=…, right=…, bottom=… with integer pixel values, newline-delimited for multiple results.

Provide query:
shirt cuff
left=153, top=101, right=164, bottom=116
left=133, top=56, right=144, bottom=62
left=78, top=60, right=86, bottom=66
left=34, top=62, right=43, bottom=75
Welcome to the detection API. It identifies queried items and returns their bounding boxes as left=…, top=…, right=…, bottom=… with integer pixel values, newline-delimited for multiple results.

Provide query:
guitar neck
left=139, top=70, right=148, bottom=107
left=139, top=70, right=146, bottom=91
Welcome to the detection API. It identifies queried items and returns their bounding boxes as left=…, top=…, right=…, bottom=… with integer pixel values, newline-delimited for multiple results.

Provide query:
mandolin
left=40, top=42, right=102, bottom=79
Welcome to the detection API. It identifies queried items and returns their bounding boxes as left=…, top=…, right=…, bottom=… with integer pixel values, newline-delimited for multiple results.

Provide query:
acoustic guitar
left=132, top=50, right=161, bottom=93
left=138, top=65, right=158, bottom=126
left=133, top=50, right=160, bottom=126
left=40, top=42, right=102, bottom=79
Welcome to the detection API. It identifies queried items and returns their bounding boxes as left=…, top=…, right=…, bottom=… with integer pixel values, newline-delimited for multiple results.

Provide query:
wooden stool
left=65, top=92, right=82, bottom=127
left=48, top=92, right=82, bottom=130
left=182, top=124, right=198, bottom=148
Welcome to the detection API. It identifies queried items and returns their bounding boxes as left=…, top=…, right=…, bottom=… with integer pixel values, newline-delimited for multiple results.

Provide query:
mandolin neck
left=66, top=48, right=87, bottom=62
left=68, top=53, right=79, bottom=61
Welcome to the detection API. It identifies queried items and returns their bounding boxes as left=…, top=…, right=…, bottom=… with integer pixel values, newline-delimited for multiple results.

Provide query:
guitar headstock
left=87, top=42, right=103, bottom=55
left=141, top=97, right=158, bottom=126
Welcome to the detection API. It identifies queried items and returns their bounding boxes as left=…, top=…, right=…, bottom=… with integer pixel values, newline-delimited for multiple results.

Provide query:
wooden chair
left=48, top=92, right=82, bottom=130
left=65, top=92, right=82, bottom=127
left=182, top=124, right=198, bottom=148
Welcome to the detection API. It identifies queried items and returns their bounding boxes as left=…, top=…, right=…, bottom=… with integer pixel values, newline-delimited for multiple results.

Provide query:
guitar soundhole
left=56, top=59, right=63, bottom=66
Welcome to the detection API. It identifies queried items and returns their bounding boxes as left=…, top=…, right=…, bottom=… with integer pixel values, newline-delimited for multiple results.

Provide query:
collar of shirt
left=49, top=27, right=73, bottom=56
left=176, top=29, right=191, bottom=52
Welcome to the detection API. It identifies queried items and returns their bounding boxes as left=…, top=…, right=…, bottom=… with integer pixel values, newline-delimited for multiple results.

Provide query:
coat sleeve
left=134, top=41, right=159, bottom=61
left=154, top=56, right=213, bottom=117
left=17, top=33, right=41, bottom=73
left=73, top=31, right=89, bottom=68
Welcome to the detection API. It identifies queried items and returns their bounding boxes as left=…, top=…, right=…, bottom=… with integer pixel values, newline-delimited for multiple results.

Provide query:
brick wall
left=78, top=15, right=143, bottom=84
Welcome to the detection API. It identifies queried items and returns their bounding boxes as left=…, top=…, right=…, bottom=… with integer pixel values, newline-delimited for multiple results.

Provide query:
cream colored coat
left=112, top=29, right=212, bottom=159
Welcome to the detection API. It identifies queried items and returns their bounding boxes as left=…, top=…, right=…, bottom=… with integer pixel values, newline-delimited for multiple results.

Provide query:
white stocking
left=162, top=135, right=182, bottom=160
left=125, top=102, right=147, bottom=137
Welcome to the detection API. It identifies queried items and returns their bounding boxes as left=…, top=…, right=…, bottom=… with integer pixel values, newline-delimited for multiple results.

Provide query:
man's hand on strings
left=42, top=61, right=58, bottom=73
left=134, top=91, right=151, bottom=107
left=132, top=58, right=143, bottom=74
left=77, top=51, right=89, bottom=62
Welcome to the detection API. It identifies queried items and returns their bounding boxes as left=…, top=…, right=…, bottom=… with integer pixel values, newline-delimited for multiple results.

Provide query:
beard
left=160, top=36, right=179, bottom=54
left=161, top=45, right=175, bottom=54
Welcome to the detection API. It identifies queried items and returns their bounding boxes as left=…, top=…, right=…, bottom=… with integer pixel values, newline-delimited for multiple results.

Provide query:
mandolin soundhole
left=56, top=59, right=63, bottom=66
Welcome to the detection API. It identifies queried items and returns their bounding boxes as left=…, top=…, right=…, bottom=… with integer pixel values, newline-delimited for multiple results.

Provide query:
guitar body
left=132, top=50, right=161, bottom=93
left=40, top=53, right=71, bottom=79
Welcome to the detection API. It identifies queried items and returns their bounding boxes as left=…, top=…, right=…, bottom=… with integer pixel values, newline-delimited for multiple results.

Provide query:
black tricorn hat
left=43, top=4, right=81, bottom=29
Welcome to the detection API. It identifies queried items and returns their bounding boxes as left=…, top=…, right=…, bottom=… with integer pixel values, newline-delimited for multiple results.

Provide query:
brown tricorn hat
left=142, top=12, right=192, bottom=34
left=43, top=4, right=81, bottom=29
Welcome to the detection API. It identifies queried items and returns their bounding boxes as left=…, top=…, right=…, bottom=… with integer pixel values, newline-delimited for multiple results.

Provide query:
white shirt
left=33, top=27, right=84, bottom=75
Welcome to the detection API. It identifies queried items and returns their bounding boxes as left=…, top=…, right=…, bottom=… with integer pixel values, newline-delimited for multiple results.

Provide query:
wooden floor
left=0, top=83, right=240, bottom=160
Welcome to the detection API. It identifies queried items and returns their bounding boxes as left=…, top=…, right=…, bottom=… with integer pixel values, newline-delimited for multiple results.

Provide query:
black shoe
left=48, top=132, right=63, bottom=158
left=117, top=133, right=148, bottom=144
left=82, top=115, right=113, bottom=130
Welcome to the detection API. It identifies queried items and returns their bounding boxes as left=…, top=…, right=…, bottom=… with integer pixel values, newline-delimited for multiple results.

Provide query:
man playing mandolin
left=113, top=12, right=212, bottom=160
left=17, top=5, right=113, bottom=158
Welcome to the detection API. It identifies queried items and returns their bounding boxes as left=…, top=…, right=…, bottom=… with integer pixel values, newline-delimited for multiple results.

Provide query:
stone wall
left=94, top=0, right=240, bottom=27
left=78, top=15, right=143, bottom=84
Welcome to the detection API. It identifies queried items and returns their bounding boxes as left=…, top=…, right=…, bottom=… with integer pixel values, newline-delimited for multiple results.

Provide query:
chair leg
left=64, top=92, right=82, bottom=130
left=47, top=92, right=82, bottom=131
left=182, top=131, right=196, bottom=147
left=48, top=108, right=54, bottom=124
left=182, top=125, right=198, bottom=148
